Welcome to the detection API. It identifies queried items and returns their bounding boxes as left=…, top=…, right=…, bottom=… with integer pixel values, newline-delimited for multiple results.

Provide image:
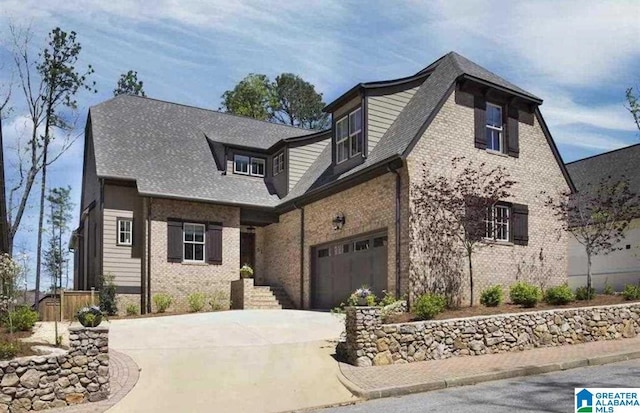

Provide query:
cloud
left=418, top=0, right=640, bottom=86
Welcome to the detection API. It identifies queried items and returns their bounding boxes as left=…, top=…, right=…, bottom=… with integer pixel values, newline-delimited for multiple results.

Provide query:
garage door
left=311, top=232, right=388, bottom=309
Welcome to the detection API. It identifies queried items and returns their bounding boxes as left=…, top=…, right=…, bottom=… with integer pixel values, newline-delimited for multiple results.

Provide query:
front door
left=240, top=232, right=256, bottom=270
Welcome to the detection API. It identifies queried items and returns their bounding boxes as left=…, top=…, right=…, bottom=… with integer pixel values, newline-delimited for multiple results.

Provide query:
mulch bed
left=108, top=309, right=226, bottom=320
left=385, top=294, right=640, bottom=324
left=0, top=330, right=39, bottom=359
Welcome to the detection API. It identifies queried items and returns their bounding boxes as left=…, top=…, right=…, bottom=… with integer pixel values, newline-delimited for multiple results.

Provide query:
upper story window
left=251, top=158, right=265, bottom=177
left=117, top=218, right=132, bottom=246
left=234, top=154, right=265, bottom=177
left=183, top=223, right=205, bottom=262
left=336, top=107, right=363, bottom=164
left=486, top=103, right=503, bottom=152
left=273, top=151, right=285, bottom=175
left=485, top=204, right=510, bottom=242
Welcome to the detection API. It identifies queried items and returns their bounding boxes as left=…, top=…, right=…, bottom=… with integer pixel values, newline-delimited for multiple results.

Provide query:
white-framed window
left=336, top=116, right=349, bottom=163
left=183, top=223, right=205, bottom=262
left=117, top=218, right=132, bottom=246
left=486, top=103, right=503, bottom=152
left=349, top=108, right=363, bottom=156
left=273, top=151, right=285, bottom=175
left=233, top=155, right=250, bottom=175
left=250, top=157, right=265, bottom=177
left=485, top=204, right=510, bottom=241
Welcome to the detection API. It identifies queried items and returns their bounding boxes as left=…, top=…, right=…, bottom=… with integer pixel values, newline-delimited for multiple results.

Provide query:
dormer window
left=486, top=103, right=504, bottom=153
left=234, top=154, right=265, bottom=177
left=273, top=151, right=285, bottom=175
left=336, top=107, right=362, bottom=164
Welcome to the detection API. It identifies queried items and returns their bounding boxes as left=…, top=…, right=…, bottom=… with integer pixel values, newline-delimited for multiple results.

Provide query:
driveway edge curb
left=338, top=349, right=640, bottom=400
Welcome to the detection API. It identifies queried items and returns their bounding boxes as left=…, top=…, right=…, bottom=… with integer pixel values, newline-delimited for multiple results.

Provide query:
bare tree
left=546, top=177, right=638, bottom=298
left=412, top=157, right=516, bottom=306
left=4, top=25, right=95, bottom=305
left=0, top=58, right=12, bottom=255
left=626, top=86, right=640, bottom=133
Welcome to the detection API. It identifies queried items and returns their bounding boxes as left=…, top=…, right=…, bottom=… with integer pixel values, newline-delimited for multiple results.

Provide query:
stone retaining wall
left=0, top=326, right=109, bottom=412
left=345, top=304, right=640, bottom=367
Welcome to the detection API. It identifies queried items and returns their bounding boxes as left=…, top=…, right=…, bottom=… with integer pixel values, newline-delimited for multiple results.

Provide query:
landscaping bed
left=385, top=294, right=640, bottom=324
left=0, top=330, right=39, bottom=359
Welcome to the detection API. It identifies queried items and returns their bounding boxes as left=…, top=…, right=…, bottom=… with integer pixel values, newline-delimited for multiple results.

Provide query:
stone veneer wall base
left=0, top=326, right=109, bottom=412
left=345, top=304, right=640, bottom=367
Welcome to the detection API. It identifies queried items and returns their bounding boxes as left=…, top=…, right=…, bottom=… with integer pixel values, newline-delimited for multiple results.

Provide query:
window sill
left=482, top=239, right=514, bottom=247
left=485, top=149, right=508, bottom=158
left=116, top=243, right=132, bottom=248
left=181, top=261, right=208, bottom=266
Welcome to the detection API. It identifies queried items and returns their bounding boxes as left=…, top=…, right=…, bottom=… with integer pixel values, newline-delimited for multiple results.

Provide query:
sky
left=0, top=0, right=639, bottom=289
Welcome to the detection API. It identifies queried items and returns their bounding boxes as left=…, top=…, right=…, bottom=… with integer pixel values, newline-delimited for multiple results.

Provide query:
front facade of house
left=72, top=52, right=573, bottom=313
left=566, top=144, right=640, bottom=292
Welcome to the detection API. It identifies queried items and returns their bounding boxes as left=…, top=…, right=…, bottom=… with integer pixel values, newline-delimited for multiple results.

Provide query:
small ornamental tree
left=546, top=176, right=638, bottom=298
left=412, top=157, right=516, bottom=306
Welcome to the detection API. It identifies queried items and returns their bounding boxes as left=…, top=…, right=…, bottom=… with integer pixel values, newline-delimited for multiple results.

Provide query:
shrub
left=188, top=292, right=206, bottom=312
left=153, top=293, right=173, bottom=313
left=603, top=283, right=614, bottom=296
left=509, top=282, right=542, bottom=308
left=6, top=306, right=38, bottom=333
left=480, top=285, right=503, bottom=307
left=125, top=304, right=139, bottom=316
left=379, top=290, right=399, bottom=307
left=622, top=284, right=640, bottom=301
left=544, top=284, right=575, bottom=305
left=413, top=293, right=446, bottom=320
left=209, top=291, right=227, bottom=311
left=0, top=342, right=18, bottom=360
left=76, top=306, right=103, bottom=327
left=575, top=286, right=596, bottom=301
left=97, top=273, right=118, bottom=316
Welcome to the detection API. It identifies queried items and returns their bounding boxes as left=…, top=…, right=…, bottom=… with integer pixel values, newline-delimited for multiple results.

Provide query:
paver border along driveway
left=107, top=310, right=356, bottom=413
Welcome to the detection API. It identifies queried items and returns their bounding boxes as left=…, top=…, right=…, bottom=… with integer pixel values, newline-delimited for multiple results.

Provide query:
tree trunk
left=0, top=115, right=9, bottom=256
left=468, top=251, right=474, bottom=307
left=586, top=252, right=592, bottom=300
left=34, top=148, right=48, bottom=306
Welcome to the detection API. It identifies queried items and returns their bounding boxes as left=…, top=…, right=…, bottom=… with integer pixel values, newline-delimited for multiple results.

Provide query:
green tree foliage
left=221, top=73, right=272, bottom=121
left=220, top=73, right=328, bottom=129
left=44, top=187, right=73, bottom=291
left=114, top=70, right=146, bottom=97
left=271, top=73, right=329, bottom=129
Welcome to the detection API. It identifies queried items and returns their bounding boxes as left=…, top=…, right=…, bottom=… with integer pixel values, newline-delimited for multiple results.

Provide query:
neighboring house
left=566, top=143, right=640, bottom=291
left=71, top=51, right=573, bottom=313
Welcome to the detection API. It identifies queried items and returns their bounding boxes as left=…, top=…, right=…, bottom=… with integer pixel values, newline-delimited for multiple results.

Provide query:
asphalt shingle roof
left=90, top=51, right=544, bottom=207
left=565, top=143, right=640, bottom=195
left=90, top=96, right=310, bottom=206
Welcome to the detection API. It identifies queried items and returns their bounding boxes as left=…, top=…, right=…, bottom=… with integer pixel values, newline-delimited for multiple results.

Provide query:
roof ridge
left=565, top=142, right=640, bottom=165
left=99, top=94, right=312, bottom=132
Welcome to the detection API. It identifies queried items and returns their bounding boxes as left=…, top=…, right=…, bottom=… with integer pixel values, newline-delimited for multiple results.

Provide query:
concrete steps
left=247, top=285, right=295, bottom=310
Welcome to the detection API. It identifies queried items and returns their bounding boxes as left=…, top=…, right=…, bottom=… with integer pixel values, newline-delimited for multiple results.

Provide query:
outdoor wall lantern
left=332, top=213, right=346, bottom=230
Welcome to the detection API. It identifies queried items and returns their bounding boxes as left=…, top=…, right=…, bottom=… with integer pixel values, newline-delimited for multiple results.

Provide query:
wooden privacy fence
left=38, top=290, right=99, bottom=322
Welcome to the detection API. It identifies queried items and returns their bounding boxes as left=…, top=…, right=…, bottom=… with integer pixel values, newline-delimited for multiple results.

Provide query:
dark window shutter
left=167, top=220, right=183, bottom=262
left=207, top=223, right=223, bottom=265
left=507, top=105, right=520, bottom=158
left=474, top=95, right=487, bottom=149
left=512, top=203, right=529, bottom=245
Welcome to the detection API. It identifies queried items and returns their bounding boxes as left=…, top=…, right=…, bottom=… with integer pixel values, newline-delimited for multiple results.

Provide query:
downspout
left=293, top=202, right=305, bottom=309
left=146, top=198, right=152, bottom=314
left=387, top=164, right=401, bottom=299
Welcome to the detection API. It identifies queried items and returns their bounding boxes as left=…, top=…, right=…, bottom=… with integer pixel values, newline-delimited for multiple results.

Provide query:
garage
left=311, top=232, right=388, bottom=309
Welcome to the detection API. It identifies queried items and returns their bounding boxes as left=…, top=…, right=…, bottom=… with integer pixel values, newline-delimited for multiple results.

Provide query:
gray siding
left=102, top=185, right=142, bottom=288
left=288, top=140, right=330, bottom=191
left=367, top=86, right=419, bottom=155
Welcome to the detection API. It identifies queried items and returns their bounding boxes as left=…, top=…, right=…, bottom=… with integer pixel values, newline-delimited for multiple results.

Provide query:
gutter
left=387, top=165, right=402, bottom=299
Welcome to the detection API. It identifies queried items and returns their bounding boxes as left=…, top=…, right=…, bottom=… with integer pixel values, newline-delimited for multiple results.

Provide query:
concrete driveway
left=107, top=310, right=356, bottom=413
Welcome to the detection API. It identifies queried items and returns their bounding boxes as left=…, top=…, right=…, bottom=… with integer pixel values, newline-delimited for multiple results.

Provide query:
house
left=71, top=51, right=573, bottom=313
left=566, top=143, right=640, bottom=291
